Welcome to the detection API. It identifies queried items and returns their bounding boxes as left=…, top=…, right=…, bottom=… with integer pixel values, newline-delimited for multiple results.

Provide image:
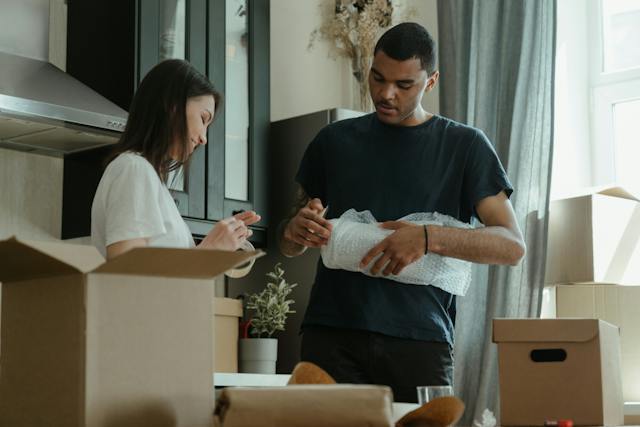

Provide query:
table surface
left=214, top=372, right=291, bottom=387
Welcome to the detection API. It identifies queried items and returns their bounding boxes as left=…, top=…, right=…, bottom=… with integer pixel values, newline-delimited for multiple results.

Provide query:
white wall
left=0, top=0, right=50, bottom=61
left=270, top=0, right=440, bottom=121
left=270, top=0, right=353, bottom=121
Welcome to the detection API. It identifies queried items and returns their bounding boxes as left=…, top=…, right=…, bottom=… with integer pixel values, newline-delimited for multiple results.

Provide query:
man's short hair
left=374, top=22, right=437, bottom=74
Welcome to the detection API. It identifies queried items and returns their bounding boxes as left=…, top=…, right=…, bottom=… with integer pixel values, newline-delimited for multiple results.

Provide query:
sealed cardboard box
left=493, top=318, right=624, bottom=426
left=552, top=284, right=640, bottom=403
left=213, top=297, right=243, bottom=373
left=214, top=385, right=394, bottom=427
left=0, top=237, right=262, bottom=427
left=545, top=186, right=640, bottom=285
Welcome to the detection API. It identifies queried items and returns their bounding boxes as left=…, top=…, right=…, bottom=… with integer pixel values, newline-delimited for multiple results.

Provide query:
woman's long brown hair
left=106, top=59, right=222, bottom=183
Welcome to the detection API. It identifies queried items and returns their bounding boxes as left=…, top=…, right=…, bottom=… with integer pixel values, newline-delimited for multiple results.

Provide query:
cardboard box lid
left=0, top=236, right=104, bottom=282
left=556, top=185, right=639, bottom=202
left=492, top=318, right=615, bottom=343
left=596, top=186, right=639, bottom=201
left=93, top=246, right=265, bottom=279
left=214, top=297, right=243, bottom=317
left=0, top=236, right=265, bottom=282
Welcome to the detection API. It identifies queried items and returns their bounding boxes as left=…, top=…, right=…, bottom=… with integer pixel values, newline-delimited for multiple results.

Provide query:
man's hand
left=283, top=198, right=332, bottom=248
left=360, top=221, right=427, bottom=276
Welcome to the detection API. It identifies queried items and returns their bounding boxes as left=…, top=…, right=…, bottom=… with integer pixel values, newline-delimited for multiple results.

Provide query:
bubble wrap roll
left=320, top=209, right=474, bottom=296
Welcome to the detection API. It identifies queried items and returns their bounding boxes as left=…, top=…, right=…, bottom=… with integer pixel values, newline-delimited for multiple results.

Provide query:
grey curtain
left=437, top=1, right=556, bottom=425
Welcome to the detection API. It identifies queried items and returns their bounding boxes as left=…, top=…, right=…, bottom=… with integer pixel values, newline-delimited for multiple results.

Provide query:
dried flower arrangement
left=309, top=0, right=414, bottom=112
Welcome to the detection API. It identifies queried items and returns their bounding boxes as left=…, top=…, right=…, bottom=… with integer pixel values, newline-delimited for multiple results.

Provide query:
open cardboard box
left=0, top=237, right=263, bottom=427
left=545, top=185, right=640, bottom=285
left=493, top=318, right=624, bottom=427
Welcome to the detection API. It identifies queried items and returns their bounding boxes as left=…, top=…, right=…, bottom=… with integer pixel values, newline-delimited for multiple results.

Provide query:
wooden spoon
left=287, top=361, right=337, bottom=385
left=395, top=396, right=465, bottom=427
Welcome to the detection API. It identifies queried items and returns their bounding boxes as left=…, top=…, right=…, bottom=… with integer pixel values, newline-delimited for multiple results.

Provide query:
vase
left=239, top=338, right=278, bottom=374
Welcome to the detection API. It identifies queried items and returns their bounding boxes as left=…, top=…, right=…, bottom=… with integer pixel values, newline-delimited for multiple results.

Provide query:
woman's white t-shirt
left=91, top=152, right=195, bottom=257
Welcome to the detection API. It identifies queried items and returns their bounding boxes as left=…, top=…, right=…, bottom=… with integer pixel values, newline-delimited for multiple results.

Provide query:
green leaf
left=244, top=263, right=298, bottom=338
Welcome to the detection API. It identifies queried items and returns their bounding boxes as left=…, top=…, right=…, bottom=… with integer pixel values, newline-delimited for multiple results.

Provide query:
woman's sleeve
left=103, top=158, right=167, bottom=246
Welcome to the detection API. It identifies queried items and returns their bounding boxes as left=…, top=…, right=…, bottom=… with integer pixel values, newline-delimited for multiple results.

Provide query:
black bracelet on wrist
left=423, top=224, right=429, bottom=255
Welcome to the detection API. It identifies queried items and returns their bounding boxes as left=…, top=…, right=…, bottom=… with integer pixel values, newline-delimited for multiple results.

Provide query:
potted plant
left=239, top=263, right=297, bottom=374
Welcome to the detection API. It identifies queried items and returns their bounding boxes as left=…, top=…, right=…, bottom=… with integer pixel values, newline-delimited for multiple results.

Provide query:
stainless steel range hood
left=0, top=51, right=127, bottom=156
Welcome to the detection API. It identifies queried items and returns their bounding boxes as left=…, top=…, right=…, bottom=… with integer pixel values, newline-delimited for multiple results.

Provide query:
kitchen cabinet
left=67, top=0, right=269, bottom=243
left=207, top=0, right=269, bottom=228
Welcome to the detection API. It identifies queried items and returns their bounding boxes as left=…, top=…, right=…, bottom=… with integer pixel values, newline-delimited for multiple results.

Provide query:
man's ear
left=425, top=71, right=440, bottom=92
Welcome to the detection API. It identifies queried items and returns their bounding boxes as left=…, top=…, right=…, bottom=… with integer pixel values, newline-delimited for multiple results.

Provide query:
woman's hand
left=198, top=210, right=261, bottom=251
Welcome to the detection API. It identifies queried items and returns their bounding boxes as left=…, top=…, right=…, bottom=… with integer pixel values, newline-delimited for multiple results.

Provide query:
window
left=593, top=0, right=640, bottom=194
left=552, top=0, right=640, bottom=199
left=601, top=0, right=640, bottom=72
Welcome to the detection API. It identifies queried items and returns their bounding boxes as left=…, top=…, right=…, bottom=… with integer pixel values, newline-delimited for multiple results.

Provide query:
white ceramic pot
left=239, top=338, right=278, bottom=374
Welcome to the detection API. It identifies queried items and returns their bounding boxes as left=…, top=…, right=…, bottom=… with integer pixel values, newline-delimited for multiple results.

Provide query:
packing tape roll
left=225, top=240, right=256, bottom=278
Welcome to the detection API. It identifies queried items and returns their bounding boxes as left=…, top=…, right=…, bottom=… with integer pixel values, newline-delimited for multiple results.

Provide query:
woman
left=91, top=59, right=260, bottom=259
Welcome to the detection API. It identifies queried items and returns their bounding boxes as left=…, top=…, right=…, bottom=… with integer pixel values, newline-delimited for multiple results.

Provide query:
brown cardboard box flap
left=559, top=184, right=639, bottom=202
left=93, top=246, right=265, bottom=278
left=492, top=318, right=613, bottom=343
left=0, top=236, right=103, bottom=282
left=214, top=297, right=243, bottom=317
left=214, top=385, right=394, bottom=427
left=594, top=185, right=638, bottom=201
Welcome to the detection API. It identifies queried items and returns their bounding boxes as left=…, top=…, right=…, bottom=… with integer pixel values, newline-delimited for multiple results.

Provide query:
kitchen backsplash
left=0, top=147, right=63, bottom=241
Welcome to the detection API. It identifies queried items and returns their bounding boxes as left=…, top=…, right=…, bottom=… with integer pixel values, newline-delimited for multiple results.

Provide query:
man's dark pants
left=301, top=325, right=454, bottom=403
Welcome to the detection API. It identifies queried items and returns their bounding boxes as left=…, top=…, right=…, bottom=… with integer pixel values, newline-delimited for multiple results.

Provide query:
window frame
left=589, top=0, right=640, bottom=187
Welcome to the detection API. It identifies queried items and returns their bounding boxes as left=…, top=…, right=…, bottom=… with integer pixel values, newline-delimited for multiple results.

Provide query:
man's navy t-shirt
left=295, top=113, right=513, bottom=345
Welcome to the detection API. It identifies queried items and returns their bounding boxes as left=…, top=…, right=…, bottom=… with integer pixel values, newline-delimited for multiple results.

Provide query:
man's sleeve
left=295, top=129, right=327, bottom=202
left=463, top=130, right=514, bottom=219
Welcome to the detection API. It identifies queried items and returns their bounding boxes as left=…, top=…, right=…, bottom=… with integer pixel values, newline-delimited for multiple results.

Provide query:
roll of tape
left=225, top=240, right=256, bottom=278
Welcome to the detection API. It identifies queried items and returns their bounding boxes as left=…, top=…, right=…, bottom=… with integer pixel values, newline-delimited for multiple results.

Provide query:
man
left=277, top=22, right=525, bottom=403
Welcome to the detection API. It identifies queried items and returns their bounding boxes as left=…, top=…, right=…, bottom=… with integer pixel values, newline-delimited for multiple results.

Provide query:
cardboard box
left=493, top=318, right=624, bottom=426
left=213, top=297, right=243, bottom=373
left=0, top=237, right=262, bottom=427
left=552, top=284, right=640, bottom=403
left=214, top=385, right=394, bottom=427
left=545, top=186, right=640, bottom=285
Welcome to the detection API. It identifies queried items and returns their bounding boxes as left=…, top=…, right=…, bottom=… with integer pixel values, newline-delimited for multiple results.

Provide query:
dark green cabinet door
left=138, top=0, right=207, bottom=219
left=207, top=0, right=269, bottom=229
